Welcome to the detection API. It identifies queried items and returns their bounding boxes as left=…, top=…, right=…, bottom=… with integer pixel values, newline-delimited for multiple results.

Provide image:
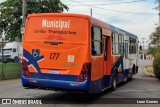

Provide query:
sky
left=0, top=0, right=158, bottom=46
left=61, top=0, right=158, bottom=46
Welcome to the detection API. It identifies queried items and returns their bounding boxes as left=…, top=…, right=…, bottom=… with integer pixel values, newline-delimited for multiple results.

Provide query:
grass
left=0, top=63, right=21, bottom=80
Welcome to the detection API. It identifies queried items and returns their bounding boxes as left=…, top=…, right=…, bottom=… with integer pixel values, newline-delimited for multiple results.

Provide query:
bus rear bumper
left=21, top=75, right=89, bottom=92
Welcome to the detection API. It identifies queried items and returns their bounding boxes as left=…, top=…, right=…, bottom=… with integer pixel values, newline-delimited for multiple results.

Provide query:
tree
left=147, top=45, right=160, bottom=56
left=0, top=0, right=69, bottom=41
left=149, top=26, right=160, bottom=45
left=149, top=0, right=160, bottom=80
left=153, top=52, right=160, bottom=80
left=147, top=46, right=157, bottom=56
left=149, top=0, right=160, bottom=45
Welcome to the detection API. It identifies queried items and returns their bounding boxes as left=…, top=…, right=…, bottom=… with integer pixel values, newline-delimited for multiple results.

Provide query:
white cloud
left=0, top=0, right=4, bottom=3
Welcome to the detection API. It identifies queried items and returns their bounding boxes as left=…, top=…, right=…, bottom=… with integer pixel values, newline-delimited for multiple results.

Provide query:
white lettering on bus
left=42, top=19, right=70, bottom=29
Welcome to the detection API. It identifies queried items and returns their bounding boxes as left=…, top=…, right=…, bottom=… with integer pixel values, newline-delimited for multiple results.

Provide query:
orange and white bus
left=22, top=13, right=139, bottom=93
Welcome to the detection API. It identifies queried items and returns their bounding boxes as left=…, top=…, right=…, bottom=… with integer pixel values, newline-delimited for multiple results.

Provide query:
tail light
left=77, top=63, right=90, bottom=82
left=22, top=58, right=31, bottom=78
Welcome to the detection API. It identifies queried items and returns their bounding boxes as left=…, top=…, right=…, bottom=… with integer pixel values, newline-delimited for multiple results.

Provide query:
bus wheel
left=128, top=72, right=133, bottom=81
left=128, top=66, right=134, bottom=81
left=132, top=64, right=136, bottom=74
left=111, top=73, right=117, bottom=91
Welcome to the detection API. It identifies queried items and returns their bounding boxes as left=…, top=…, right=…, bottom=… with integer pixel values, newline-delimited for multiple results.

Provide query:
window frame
left=118, top=34, right=124, bottom=54
left=112, top=32, right=119, bottom=55
left=129, top=37, right=137, bottom=54
left=91, top=26, right=103, bottom=56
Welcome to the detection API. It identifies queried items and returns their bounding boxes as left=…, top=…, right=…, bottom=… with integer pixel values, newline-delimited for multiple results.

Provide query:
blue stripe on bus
left=89, top=70, right=132, bottom=93
left=89, top=56, right=124, bottom=93
left=22, top=61, right=92, bottom=92
left=110, top=55, right=133, bottom=84
left=23, top=49, right=44, bottom=73
left=22, top=54, right=133, bottom=93
left=102, top=75, right=111, bottom=88
left=89, top=75, right=111, bottom=93
left=111, top=56, right=124, bottom=74
left=21, top=74, right=90, bottom=91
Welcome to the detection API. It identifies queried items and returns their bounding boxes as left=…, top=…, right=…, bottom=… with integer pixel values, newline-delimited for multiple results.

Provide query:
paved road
left=0, top=59, right=160, bottom=107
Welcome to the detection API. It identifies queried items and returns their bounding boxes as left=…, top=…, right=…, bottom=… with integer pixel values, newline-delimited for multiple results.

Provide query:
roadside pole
left=22, top=0, right=26, bottom=27
left=1, top=30, right=5, bottom=79
left=141, top=38, right=146, bottom=60
left=21, top=0, right=26, bottom=38
left=90, top=8, right=92, bottom=17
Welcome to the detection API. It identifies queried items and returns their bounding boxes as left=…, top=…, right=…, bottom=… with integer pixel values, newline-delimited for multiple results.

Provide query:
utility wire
left=69, top=0, right=156, bottom=14
left=123, top=15, right=157, bottom=27
left=68, top=0, right=147, bottom=6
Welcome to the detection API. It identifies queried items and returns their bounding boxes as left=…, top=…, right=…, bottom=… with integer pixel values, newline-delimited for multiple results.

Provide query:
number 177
left=50, top=53, right=60, bottom=60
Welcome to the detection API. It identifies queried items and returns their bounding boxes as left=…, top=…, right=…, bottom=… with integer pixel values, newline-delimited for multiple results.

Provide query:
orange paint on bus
left=23, top=13, right=91, bottom=76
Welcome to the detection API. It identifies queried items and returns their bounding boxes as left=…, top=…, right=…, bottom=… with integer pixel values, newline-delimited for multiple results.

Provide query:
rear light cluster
left=22, top=59, right=31, bottom=78
left=77, top=63, right=90, bottom=82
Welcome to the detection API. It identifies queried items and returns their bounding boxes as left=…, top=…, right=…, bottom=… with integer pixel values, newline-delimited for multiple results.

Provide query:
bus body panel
left=22, top=13, right=139, bottom=93
left=22, top=14, right=91, bottom=92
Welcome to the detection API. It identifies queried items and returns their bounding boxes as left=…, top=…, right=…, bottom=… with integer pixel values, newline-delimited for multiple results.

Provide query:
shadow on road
left=34, top=80, right=135, bottom=104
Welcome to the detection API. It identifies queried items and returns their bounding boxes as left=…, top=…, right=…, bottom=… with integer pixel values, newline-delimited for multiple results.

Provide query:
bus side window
left=112, top=32, right=119, bottom=55
left=119, top=34, right=124, bottom=54
left=92, top=26, right=102, bottom=56
left=129, top=37, right=137, bottom=54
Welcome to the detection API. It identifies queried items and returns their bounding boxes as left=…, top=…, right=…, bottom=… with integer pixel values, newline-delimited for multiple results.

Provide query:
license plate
left=48, top=70, right=59, bottom=74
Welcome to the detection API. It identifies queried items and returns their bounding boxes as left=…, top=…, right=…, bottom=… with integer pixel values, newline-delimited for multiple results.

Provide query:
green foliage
left=153, top=52, right=160, bottom=80
left=147, top=45, right=160, bottom=56
left=0, top=0, right=69, bottom=41
left=149, top=26, right=160, bottom=45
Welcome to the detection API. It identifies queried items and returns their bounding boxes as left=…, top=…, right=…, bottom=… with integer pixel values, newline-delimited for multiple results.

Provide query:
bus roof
left=109, top=25, right=137, bottom=38
left=91, top=17, right=137, bottom=38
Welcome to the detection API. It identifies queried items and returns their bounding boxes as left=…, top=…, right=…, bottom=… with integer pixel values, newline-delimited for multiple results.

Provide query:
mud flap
left=89, top=79, right=102, bottom=93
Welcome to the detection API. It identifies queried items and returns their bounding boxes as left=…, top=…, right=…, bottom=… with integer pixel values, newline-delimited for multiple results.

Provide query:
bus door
left=124, top=41, right=129, bottom=70
left=102, top=36, right=109, bottom=89
left=90, top=26, right=103, bottom=93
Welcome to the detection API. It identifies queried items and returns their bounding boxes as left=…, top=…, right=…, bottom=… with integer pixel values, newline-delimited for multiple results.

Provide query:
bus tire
left=132, top=64, right=136, bottom=74
left=128, top=65, right=135, bottom=81
left=111, top=73, right=117, bottom=91
left=128, top=72, right=133, bottom=81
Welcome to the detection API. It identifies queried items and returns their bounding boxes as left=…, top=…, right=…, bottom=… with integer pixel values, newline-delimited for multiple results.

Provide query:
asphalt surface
left=0, top=59, right=160, bottom=107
